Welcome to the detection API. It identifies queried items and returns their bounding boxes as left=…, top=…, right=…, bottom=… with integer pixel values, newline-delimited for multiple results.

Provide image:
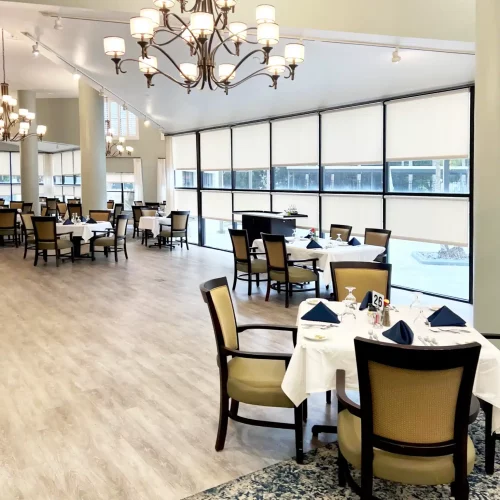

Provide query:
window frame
left=104, top=99, right=140, bottom=141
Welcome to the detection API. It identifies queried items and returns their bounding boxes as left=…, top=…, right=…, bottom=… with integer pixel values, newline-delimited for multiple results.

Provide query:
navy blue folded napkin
left=301, top=302, right=340, bottom=324
left=86, top=217, right=97, bottom=224
left=383, top=320, right=414, bottom=345
left=63, top=219, right=73, bottom=226
left=349, top=237, right=361, bottom=246
left=359, top=291, right=373, bottom=311
left=427, top=306, right=466, bottom=328
left=306, top=239, right=322, bottom=249
left=80, top=216, right=87, bottom=223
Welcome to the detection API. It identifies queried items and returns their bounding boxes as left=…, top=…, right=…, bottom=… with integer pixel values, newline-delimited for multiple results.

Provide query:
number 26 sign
left=372, top=291, right=385, bottom=311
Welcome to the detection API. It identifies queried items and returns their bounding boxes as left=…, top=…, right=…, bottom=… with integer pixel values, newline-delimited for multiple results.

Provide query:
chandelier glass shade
left=103, top=1, right=304, bottom=94
left=105, top=118, right=134, bottom=157
left=0, top=30, right=47, bottom=142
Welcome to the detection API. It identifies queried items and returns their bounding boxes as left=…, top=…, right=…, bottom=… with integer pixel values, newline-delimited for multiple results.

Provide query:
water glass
left=343, top=286, right=357, bottom=319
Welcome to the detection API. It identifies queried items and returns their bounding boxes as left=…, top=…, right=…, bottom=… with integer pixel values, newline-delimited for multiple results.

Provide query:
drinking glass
left=410, top=293, right=426, bottom=324
left=343, top=286, right=357, bottom=319
left=336, top=233, right=343, bottom=243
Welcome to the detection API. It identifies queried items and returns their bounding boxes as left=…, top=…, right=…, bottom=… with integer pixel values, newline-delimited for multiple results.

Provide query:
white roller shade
left=321, top=194, right=383, bottom=236
left=107, top=173, right=122, bottom=183
left=386, top=90, right=470, bottom=161
left=174, top=189, right=198, bottom=216
left=38, top=154, right=44, bottom=177
left=0, top=153, right=10, bottom=175
left=272, top=193, right=319, bottom=229
left=172, top=133, right=197, bottom=170
left=233, top=123, right=270, bottom=170
left=201, top=129, right=231, bottom=171
left=322, top=105, right=383, bottom=165
left=53, top=154, right=62, bottom=177
left=11, top=153, right=20, bottom=176
left=202, top=190, right=232, bottom=220
left=233, top=192, right=271, bottom=222
left=272, top=115, right=319, bottom=166
left=73, top=150, right=81, bottom=175
left=62, top=151, right=73, bottom=175
left=385, top=196, right=469, bottom=246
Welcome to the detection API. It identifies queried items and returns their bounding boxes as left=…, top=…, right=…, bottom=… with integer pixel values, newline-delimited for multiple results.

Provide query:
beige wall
left=37, top=98, right=80, bottom=146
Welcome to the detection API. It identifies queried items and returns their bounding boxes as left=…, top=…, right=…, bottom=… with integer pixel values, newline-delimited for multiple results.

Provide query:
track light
left=32, top=43, right=40, bottom=57
left=144, top=118, right=151, bottom=127
left=54, top=16, right=63, bottom=30
left=122, top=103, right=128, bottom=111
left=392, top=48, right=401, bottom=64
left=99, top=87, right=106, bottom=97
left=72, top=69, right=81, bottom=80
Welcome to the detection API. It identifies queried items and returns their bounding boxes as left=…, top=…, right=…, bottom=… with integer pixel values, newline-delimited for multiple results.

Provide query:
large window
left=107, top=173, right=135, bottom=210
left=104, top=99, right=139, bottom=140
left=202, top=190, right=232, bottom=250
left=201, top=129, right=231, bottom=190
left=53, top=151, right=81, bottom=201
left=173, top=133, right=197, bottom=188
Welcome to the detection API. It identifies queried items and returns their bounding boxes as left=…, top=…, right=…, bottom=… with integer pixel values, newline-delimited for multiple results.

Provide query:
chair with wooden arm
left=336, top=338, right=481, bottom=499
left=364, top=228, right=391, bottom=263
left=90, top=214, right=129, bottom=262
left=330, top=224, right=353, bottom=242
left=88, top=210, right=112, bottom=222
left=0, top=209, right=18, bottom=248
left=158, top=211, right=190, bottom=251
left=32, top=216, right=74, bottom=267
left=200, top=277, right=305, bottom=463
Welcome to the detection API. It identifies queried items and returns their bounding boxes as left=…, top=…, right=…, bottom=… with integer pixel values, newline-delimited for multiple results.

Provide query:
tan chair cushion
left=94, top=237, right=122, bottom=247
left=159, top=229, right=186, bottom=238
left=237, top=259, right=267, bottom=274
left=227, top=357, right=294, bottom=408
left=0, top=229, right=15, bottom=236
left=270, top=266, right=318, bottom=283
left=38, top=240, right=73, bottom=250
left=338, top=410, right=475, bottom=486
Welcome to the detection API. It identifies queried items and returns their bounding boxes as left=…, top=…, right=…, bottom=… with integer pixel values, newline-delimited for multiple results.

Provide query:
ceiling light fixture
left=99, top=87, right=106, bottom=97
left=105, top=102, right=133, bottom=157
left=392, top=48, right=401, bottom=64
left=72, top=69, right=81, bottom=80
left=102, top=1, right=304, bottom=94
left=54, top=16, right=63, bottom=30
left=0, top=29, right=47, bottom=142
left=144, top=118, right=151, bottom=127
left=32, top=42, right=40, bottom=57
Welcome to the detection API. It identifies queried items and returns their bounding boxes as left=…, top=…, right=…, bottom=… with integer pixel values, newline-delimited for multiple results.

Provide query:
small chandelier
left=105, top=118, right=133, bottom=157
left=0, top=29, right=47, bottom=142
left=103, top=1, right=305, bottom=94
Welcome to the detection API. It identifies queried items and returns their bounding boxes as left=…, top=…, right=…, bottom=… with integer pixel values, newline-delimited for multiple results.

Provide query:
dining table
left=56, top=221, right=113, bottom=257
left=252, top=237, right=385, bottom=286
left=138, top=216, right=171, bottom=246
left=282, top=299, right=500, bottom=472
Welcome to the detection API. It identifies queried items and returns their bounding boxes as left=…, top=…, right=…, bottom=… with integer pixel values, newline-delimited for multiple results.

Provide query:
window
left=104, top=99, right=139, bottom=140
left=273, top=165, right=319, bottom=191
left=107, top=173, right=135, bottom=210
left=200, top=129, right=231, bottom=190
left=202, top=191, right=232, bottom=249
left=202, top=171, right=231, bottom=189
left=175, top=170, right=197, bottom=188
left=52, top=151, right=81, bottom=201
left=173, top=134, right=197, bottom=188
left=173, top=189, right=199, bottom=244
left=323, top=165, right=383, bottom=192
left=234, top=170, right=269, bottom=190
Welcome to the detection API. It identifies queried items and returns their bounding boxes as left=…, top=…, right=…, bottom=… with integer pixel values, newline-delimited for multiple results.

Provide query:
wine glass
left=343, top=286, right=357, bottom=320
left=410, top=293, right=426, bottom=324
left=336, top=233, right=343, bottom=244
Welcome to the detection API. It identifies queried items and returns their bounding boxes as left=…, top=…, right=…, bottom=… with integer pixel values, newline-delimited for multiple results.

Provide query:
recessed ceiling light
left=32, top=43, right=40, bottom=57
left=54, top=16, right=63, bottom=30
left=72, top=69, right=81, bottom=80
left=144, top=119, right=151, bottom=127
left=392, top=48, right=401, bottom=64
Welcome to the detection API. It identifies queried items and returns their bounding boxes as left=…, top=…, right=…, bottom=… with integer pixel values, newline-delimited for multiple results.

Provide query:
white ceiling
left=0, top=1, right=475, bottom=134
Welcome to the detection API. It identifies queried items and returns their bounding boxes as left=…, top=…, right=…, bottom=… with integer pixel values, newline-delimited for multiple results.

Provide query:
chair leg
left=215, top=394, right=230, bottom=452
left=265, top=280, right=271, bottom=302
left=43, top=250, right=47, bottom=263
left=285, top=282, right=290, bottom=308
left=124, top=240, right=128, bottom=260
left=230, top=399, right=239, bottom=417
left=56, top=250, right=60, bottom=267
left=338, top=449, right=348, bottom=487
left=34, top=250, right=38, bottom=267
left=326, top=390, right=332, bottom=404
left=303, top=399, right=308, bottom=422
left=294, top=405, right=304, bottom=464
left=23, top=239, right=28, bottom=259
left=277, top=282, right=281, bottom=294
left=232, top=269, right=238, bottom=290
left=248, top=274, right=252, bottom=296
left=360, top=452, right=373, bottom=500
left=91, top=243, right=95, bottom=261
left=315, top=278, right=320, bottom=298
left=71, top=247, right=75, bottom=263
left=115, top=244, right=118, bottom=262
left=451, top=479, right=469, bottom=500
left=185, top=237, right=189, bottom=250
left=256, top=273, right=260, bottom=287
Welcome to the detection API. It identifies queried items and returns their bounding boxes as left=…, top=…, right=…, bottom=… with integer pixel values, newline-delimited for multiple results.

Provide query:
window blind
left=174, top=189, right=198, bottom=216
left=233, top=192, right=271, bottom=222
left=202, top=190, right=232, bottom=220
left=0, top=153, right=10, bottom=175
left=73, top=150, right=81, bottom=175
left=233, top=123, right=270, bottom=170
left=200, top=129, right=231, bottom=171
left=11, top=153, right=20, bottom=176
left=271, top=193, right=319, bottom=229
left=172, top=133, right=197, bottom=171
left=62, top=151, right=73, bottom=175
left=104, top=99, right=139, bottom=139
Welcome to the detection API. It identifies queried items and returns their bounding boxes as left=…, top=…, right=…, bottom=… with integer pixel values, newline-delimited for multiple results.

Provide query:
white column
left=18, top=90, right=39, bottom=214
left=79, top=80, right=106, bottom=213
left=473, top=0, right=500, bottom=332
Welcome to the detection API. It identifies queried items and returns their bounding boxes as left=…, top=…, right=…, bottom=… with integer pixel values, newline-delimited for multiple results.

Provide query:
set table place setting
left=56, top=215, right=113, bottom=244
left=138, top=214, right=171, bottom=238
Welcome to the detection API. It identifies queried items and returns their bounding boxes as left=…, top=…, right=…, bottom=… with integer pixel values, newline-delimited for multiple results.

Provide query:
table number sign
left=372, top=291, right=385, bottom=311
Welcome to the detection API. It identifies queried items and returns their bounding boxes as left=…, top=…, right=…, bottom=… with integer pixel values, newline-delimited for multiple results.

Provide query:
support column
left=79, top=80, right=106, bottom=213
left=473, top=0, right=500, bottom=332
left=18, top=91, right=39, bottom=214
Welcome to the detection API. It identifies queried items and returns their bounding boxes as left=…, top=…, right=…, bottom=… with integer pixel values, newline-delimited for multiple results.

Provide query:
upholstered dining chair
left=0, top=199, right=5, bottom=206
left=132, top=206, right=143, bottom=239
left=364, top=228, right=391, bottom=263
left=228, top=228, right=267, bottom=295
left=145, top=202, right=160, bottom=209
left=10, top=201, right=23, bottom=211
left=200, top=277, right=305, bottom=463
left=262, top=233, right=319, bottom=308
left=158, top=211, right=190, bottom=250
left=0, top=209, right=18, bottom=247
left=32, top=216, right=74, bottom=266
left=41, top=206, right=48, bottom=216
left=336, top=338, right=481, bottom=499
left=57, top=202, right=67, bottom=219
left=67, top=203, right=83, bottom=219
left=90, top=214, right=129, bottom=262
left=134, top=201, right=144, bottom=206
left=22, top=203, right=33, bottom=214
left=107, top=200, right=115, bottom=210
left=111, top=203, right=123, bottom=226
left=20, top=213, right=36, bottom=259
left=330, top=224, right=353, bottom=242
left=46, top=198, right=58, bottom=217
left=89, top=210, right=111, bottom=222
left=67, top=198, right=80, bottom=205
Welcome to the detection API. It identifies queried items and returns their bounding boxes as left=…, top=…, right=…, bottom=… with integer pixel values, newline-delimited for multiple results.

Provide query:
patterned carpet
left=187, top=413, right=500, bottom=499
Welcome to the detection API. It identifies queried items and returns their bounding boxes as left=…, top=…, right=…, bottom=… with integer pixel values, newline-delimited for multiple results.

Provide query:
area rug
left=187, top=413, right=500, bottom=499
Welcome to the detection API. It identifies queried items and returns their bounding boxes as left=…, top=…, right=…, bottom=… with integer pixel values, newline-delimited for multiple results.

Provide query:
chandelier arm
left=282, top=66, right=294, bottom=79
left=216, top=69, right=278, bottom=90
left=163, top=12, right=204, bottom=53
left=225, top=48, right=269, bottom=75
left=207, top=12, right=223, bottom=54
left=152, top=29, right=188, bottom=47
left=211, top=26, right=260, bottom=58
left=149, top=45, right=202, bottom=84
left=183, top=0, right=203, bottom=13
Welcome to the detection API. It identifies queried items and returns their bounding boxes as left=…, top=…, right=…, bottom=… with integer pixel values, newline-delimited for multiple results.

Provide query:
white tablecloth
left=138, top=216, right=171, bottom=238
left=253, top=238, right=385, bottom=286
left=282, top=301, right=500, bottom=433
left=56, top=222, right=112, bottom=243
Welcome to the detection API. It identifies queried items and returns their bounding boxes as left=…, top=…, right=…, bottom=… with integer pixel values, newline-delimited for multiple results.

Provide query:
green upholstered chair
left=330, top=224, right=353, bottom=242
left=21, top=213, right=36, bottom=259
left=228, top=228, right=267, bottom=295
left=262, top=233, right=319, bottom=308
left=88, top=210, right=111, bottom=222
left=0, top=209, right=18, bottom=247
left=90, top=214, right=129, bottom=262
left=364, top=228, right=391, bottom=263
left=336, top=338, right=481, bottom=500
left=158, top=211, right=190, bottom=250
left=32, top=216, right=74, bottom=267
left=200, top=277, right=305, bottom=463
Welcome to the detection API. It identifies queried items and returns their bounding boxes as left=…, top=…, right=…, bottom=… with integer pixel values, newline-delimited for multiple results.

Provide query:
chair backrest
left=228, top=228, right=251, bottom=262
left=89, top=210, right=111, bottom=222
left=354, top=338, right=481, bottom=457
left=134, top=201, right=144, bottom=206
left=141, top=208, right=157, bottom=217
left=67, top=199, right=80, bottom=205
left=364, top=228, right=391, bottom=250
left=330, top=262, right=392, bottom=302
left=114, top=204, right=124, bottom=218
left=39, top=196, right=47, bottom=203
left=67, top=204, right=83, bottom=217
left=132, top=205, right=143, bottom=223
left=10, top=201, right=23, bottom=211
left=32, top=217, right=57, bottom=243
left=21, top=213, right=34, bottom=231
left=107, top=200, right=115, bottom=210
left=46, top=198, right=58, bottom=210
left=262, top=233, right=288, bottom=271
left=115, top=214, right=129, bottom=237
left=41, top=206, right=48, bottom=216
left=171, top=211, right=189, bottom=232
left=200, top=277, right=239, bottom=354
left=22, top=203, right=33, bottom=214
left=57, top=202, right=67, bottom=217
left=0, top=199, right=5, bottom=206
left=145, top=202, right=160, bottom=209
left=330, top=224, right=352, bottom=241
left=0, top=209, right=16, bottom=229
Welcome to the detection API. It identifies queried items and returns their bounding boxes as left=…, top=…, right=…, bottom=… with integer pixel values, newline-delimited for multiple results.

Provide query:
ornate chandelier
left=105, top=117, right=134, bottom=157
left=103, top=1, right=305, bottom=94
left=0, top=30, right=47, bottom=142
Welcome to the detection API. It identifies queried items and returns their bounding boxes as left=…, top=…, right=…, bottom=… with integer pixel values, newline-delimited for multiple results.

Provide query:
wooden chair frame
left=46, top=198, right=58, bottom=217
left=364, top=228, right=392, bottom=263
left=0, top=209, right=18, bottom=248
left=111, top=203, right=124, bottom=227
left=32, top=216, right=74, bottom=267
left=22, top=203, right=33, bottom=214
left=107, top=200, right=115, bottom=210
left=88, top=210, right=112, bottom=222
left=158, top=211, right=190, bottom=251
left=20, top=212, right=35, bottom=259
left=330, top=224, right=353, bottom=241
left=90, top=214, right=129, bottom=263
left=132, top=206, right=143, bottom=240
left=67, top=203, right=83, bottom=219
left=337, top=338, right=481, bottom=499
left=200, top=277, right=305, bottom=463
left=262, top=233, right=320, bottom=308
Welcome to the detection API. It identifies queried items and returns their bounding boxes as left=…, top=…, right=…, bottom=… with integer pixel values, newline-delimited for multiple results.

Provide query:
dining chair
left=134, top=201, right=144, bottom=206
left=10, top=201, right=23, bottom=211
left=90, top=214, right=129, bottom=263
left=132, top=205, right=143, bottom=239
left=20, top=213, right=36, bottom=259
left=228, top=228, right=267, bottom=295
left=89, top=210, right=112, bottom=222
left=145, top=202, right=160, bottom=209
left=46, top=198, right=58, bottom=216
left=67, top=198, right=80, bottom=205
left=0, top=209, right=18, bottom=247
left=56, top=202, right=68, bottom=219
left=39, top=196, right=47, bottom=204
left=364, top=228, right=391, bottom=263
left=67, top=203, right=83, bottom=219
left=262, top=233, right=319, bottom=308
left=336, top=338, right=481, bottom=499
left=32, top=216, right=74, bottom=267
left=22, top=203, right=33, bottom=214
left=330, top=224, right=352, bottom=242
left=107, top=200, right=115, bottom=210
left=111, top=203, right=123, bottom=226
left=0, top=199, right=5, bottom=206
left=158, top=211, right=190, bottom=250
left=199, top=277, right=305, bottom=463
left=41, top=206, right=48, bottom=216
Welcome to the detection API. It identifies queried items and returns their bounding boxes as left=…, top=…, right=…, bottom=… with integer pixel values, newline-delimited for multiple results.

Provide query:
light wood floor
left=0, top=237, right=472, bottom=499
